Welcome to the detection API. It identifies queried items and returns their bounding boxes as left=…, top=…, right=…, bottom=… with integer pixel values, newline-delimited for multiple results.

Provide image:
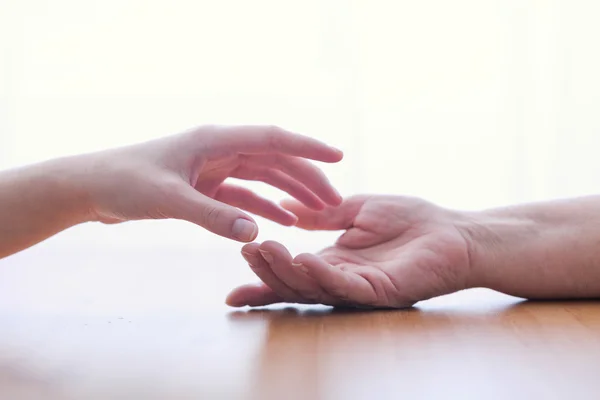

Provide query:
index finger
left=206, top=125, right=344, bottom=162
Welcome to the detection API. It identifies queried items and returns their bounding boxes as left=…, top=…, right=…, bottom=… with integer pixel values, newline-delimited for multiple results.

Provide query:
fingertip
left=225, top=283, right=263, bottom=307
left=333, top=148, right=344, bottom=161
left=278, top=211, right=299, bottom=226
left=307, top=200, right=327, bottom=211
left=232, top=218, right=258, bottom=242
left=328, top=191, right=344, bottom=206
left=241, top=242, right=261, bottom=254
left=259, top=241, right=294, bottom=263
left=280, top=198, right=296, bottom=207
left=293, top=252, right=319, bottom=266
left=289, top=213, right=299, bottom=225
left=240, top=251, right=254, bottom=265
left=280, top=198, right=304, bottom=212
left=259, top=240, right=276, bottom=249
left=226, top=283, right=285, bottom=308
left=325, top=147, right=344, bottom=162
left=260, top=240, right=286, bottom=253
left=225, top=294, right=246, bottom=307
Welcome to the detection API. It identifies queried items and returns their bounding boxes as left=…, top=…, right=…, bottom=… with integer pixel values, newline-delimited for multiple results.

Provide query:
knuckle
left=266, top=124, right=283, bottom=135
left=266, top=131, right=280, bottom=149
left=265, top=125, right=287, bottom=149
left=202, top=206, right=222, bottom=228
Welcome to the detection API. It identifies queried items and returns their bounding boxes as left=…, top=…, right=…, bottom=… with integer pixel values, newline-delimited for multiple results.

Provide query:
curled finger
left=294, top=253, right=379, bottom=306
left=258, top=241, right=338, bottom=305
left=239, top=243, right=305, bottom=304
left=226, top=282, right=285, bottom=307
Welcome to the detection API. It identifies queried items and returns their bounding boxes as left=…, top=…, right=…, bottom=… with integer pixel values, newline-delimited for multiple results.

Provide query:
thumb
left=280, top=195, right=369, bottom=231
left=172, top=186, right=258, bottom=242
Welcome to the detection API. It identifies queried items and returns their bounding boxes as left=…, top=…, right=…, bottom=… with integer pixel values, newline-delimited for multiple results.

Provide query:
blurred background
left=1, top=0, right=600, bottom=303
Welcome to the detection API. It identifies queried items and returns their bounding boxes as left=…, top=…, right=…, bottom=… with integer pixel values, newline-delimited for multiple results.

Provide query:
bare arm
left=468, top=196, right=600, bottom=299
left=0, top=125, right=343, bottom=260
left=228, top=195, right=600, bottom=308
left=0, top=157, right=91, bottom=259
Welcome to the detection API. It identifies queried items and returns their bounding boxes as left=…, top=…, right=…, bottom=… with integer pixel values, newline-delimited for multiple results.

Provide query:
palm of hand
left=227, top=196, right=472, bottom=308
left=318, top=197, right=470, bottom=306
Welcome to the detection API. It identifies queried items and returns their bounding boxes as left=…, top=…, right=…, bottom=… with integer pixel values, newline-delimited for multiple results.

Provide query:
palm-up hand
left=227, top=195, right=474, bottom=308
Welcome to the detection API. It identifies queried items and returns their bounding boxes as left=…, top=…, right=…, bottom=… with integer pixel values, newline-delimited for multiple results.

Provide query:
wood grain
left=1, top=245, right=600, bottom=399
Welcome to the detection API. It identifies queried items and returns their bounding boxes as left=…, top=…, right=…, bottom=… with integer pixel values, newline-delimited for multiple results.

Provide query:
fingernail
left=258, top=249, right=273, bottom=264
left=232, top=219, right=257, bottom=241
left=292, top=262, right=308, bottom=273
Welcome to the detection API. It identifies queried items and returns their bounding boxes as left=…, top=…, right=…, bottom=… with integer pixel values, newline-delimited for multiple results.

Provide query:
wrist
left=457, top=209, right=540, bottom=291
left=43, top=155, right=97, bottom=225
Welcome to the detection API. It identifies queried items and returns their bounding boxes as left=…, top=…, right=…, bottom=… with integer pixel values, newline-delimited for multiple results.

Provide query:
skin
left=0, top=125, right=343, bottom=260
left=227, top=195, right=600, bottom=308
left=5, top=125, right=600, bottom=307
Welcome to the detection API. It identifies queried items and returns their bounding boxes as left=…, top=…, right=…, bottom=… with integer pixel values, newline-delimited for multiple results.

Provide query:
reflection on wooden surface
left=229, top=300, right=600, bottom=400
left=1, top=249, right=600, bottom=399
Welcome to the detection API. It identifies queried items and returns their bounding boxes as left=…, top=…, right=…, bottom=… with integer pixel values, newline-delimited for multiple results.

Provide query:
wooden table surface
left=1, top=243, right=600, bottom=400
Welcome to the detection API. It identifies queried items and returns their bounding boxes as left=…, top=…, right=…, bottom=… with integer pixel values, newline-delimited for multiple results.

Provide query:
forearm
left=0, top=156, right=92, bottom=259
left=466, top=196, right=600, bottom=298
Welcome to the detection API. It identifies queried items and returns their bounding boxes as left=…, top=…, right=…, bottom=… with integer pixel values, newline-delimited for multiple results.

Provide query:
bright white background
left=1, top=0, right=600, bottom=292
